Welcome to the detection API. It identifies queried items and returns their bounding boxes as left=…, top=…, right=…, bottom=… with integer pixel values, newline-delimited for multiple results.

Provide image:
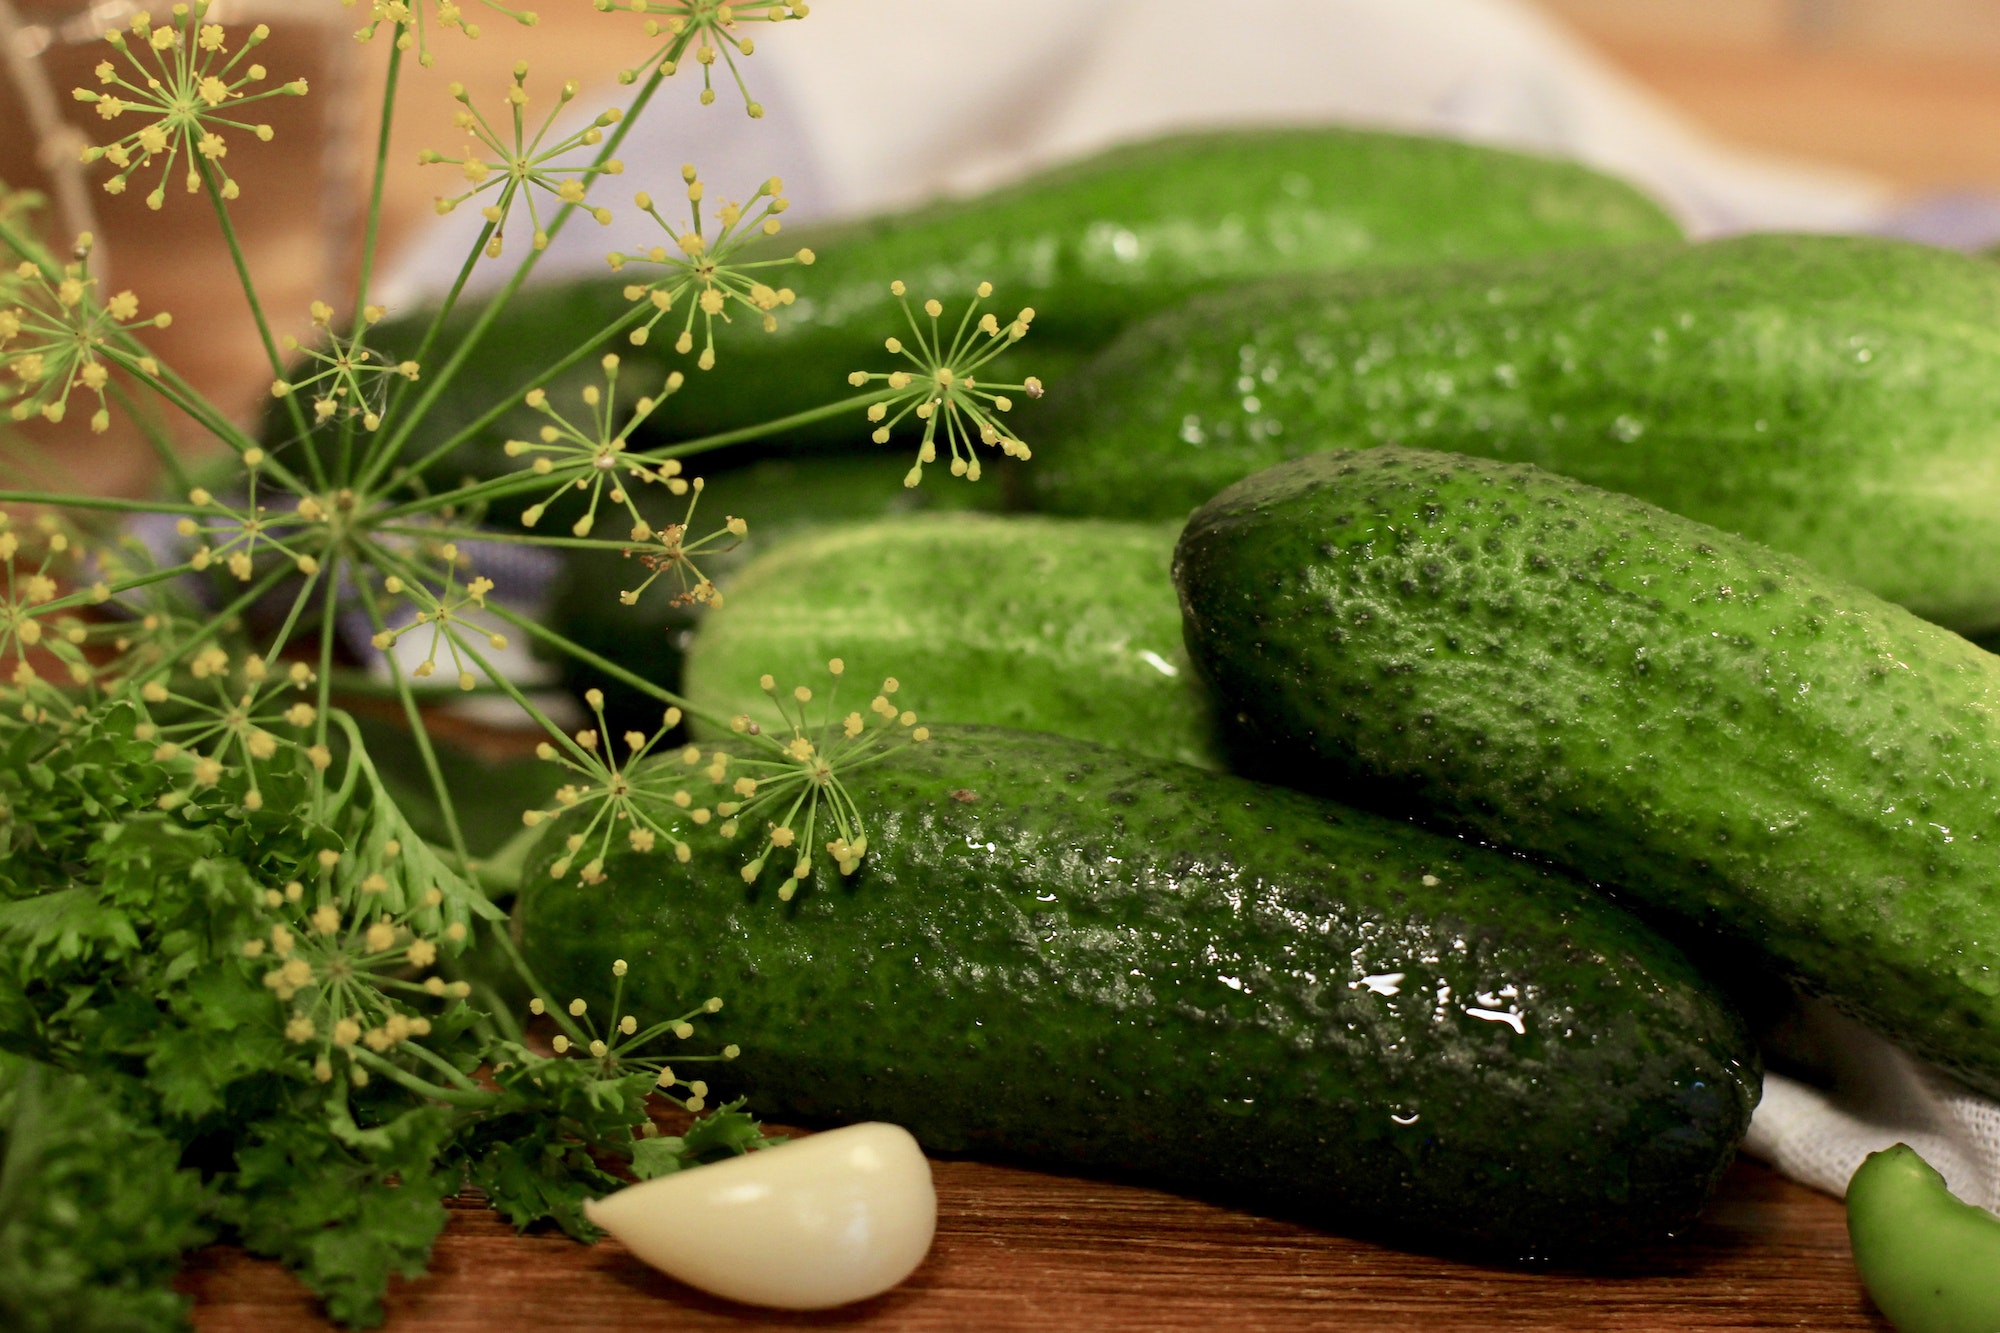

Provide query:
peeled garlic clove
left=585, top=1121, right=936, bottom=1309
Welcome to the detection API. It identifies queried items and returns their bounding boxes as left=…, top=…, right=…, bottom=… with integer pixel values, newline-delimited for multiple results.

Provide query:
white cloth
left=379, top=0, right=1891, bottom=308
left=1745, top=999, right=2000, bottom=1208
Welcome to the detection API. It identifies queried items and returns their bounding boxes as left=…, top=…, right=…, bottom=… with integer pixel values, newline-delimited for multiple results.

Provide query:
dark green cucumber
left=681, top=514, right=1220, bottom=768
left=1174, top=447, right=2000, bottom=1097
left=517, top=727, right=1759, bottom=1257
left=1037, top=234, right=2000, bottom=634
left=355, top=128, right=1678, bottom=470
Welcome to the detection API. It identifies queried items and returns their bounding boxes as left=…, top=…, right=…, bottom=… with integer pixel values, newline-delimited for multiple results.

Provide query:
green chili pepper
left=1848, top=1143, right=2000, bottom=1333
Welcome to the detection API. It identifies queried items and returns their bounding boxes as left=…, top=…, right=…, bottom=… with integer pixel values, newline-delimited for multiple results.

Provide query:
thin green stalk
left=108, top=381, right=192, bottom=495
left=0, top=490, right=216, bottom=515
left=198, top=160, right=323, bottom=490
left=350, top=565, right=474, bottom=866
left=371, top=523, right=667, bottom=553
left=350, top=1048, right=495, bottom=1108
left=351, top=37, right=403, bottom=328
left=121, top=562, right=294, bottom=683
left=480, top=599, right=728, bottom=727
left=29, top=556, right=218, bottom=617
left=368, top=389, right=887, bottom=524
left=400, top=1036, right=484, bottom=1093
left=310, top=551, right=340, bottom=816
left=257, top=560, right=325, bottom=664
left=638, top=390, right=893, bottom=460
left=95, top=346, right=312, bottom=499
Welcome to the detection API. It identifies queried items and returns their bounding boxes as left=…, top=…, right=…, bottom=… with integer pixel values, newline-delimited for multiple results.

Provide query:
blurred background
left=8, top=0, right=2000, bottom=494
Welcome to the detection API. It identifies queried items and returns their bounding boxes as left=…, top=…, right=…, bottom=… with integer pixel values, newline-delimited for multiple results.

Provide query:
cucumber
left=360, top=128, right=1679, bottom=468
left=1035, top=234, right=2000, bottom=635
left=1173, top=447, right=2000, bottom=1097
left=516, top=727, right=1759, bottom=1257
left=681, top=514, right=1220, bottom=768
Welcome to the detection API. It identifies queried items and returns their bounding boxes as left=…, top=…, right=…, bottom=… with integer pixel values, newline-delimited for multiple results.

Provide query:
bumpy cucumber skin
left=1174, top=447, right=2000, bottom=1097
left=356, top=129, right=1677, bottom=465
left=1040, top=234, right=2000, bottom=634
left=518, top=728, right=1759, bottom=1258
left=681, top=514, right=1222, bottom=768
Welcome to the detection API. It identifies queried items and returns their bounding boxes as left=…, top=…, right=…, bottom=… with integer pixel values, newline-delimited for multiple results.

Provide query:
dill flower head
left=848, top=281, right=1043, bottom=488
left=71, top=1, right=308, bottom=210
left=606, top=167, right=812, bottom=370
left=530, top=960, right=739, bottom=1112
left=419, top=64, right=624, bottom=260
left=350, top=0, right=539, bottom=69
left=591, top=0, right=805, bottom=112
left=0, top=512, right=87, bottom=694
left=135, top=650, right=324, bottom=812
left=270, top=301, right=419, bottom=433
left=615, top=477, right=745, bottom=608
left=525, top=691, right=695, bottom=884
left=0, top=234, right=168, bottom=432
left=508, top=355, right=686, bottom=538
left=368, top=545, right=509, bottom=692
left=171, top=458, right=323, bottom=585
left=249, top=879, right=470, bottom=1085
left=718, top=659, right=929, bottom=900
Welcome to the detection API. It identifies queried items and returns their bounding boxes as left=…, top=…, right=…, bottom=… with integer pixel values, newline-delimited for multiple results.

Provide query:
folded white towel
left=1745, top=997, right=2000, bottom=1210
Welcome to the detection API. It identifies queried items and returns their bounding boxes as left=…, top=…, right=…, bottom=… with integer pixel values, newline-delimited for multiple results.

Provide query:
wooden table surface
left=184, top=1140, right=1890, bottom=1332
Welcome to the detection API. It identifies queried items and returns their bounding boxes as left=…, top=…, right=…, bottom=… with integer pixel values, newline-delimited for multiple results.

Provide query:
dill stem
left=479, top=599, right=734, bottom=733
left=350, top=1048, right=495, bottom=1108
left=350, top=36, right=402, bottom=338
left=367, top=389, right=888, bottom=524
left=109, top=381, right=193, bottom=494
left=0, top=490, right=215, bottom=515
left=199, top=159, right=323, bottom=490
left=401, top=1037, right=485, bottom=1093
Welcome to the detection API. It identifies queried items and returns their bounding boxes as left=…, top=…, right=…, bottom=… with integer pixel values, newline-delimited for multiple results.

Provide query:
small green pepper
left=1847, top=1143, right=2000, bottom=1333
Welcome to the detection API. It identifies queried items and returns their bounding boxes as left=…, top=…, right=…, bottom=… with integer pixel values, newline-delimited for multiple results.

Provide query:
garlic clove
left=584, top=1120, right=936, bottom=1310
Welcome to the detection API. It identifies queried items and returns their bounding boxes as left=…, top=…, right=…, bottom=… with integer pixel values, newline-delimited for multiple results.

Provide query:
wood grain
left=184, top=1146, right=1890, bottom=1333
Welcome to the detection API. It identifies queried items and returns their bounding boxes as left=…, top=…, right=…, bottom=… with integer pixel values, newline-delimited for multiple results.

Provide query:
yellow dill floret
left=525, top=692, right=696, bottom=884
left=418, top=64, right=623, bottom=261
left=131, top=651, right=320, bottom=815
left=529, top=960, right=737, bottom=1113
left=271, top=300, right=417, bottom=434
left=614, top=475, right=747, bottom=609
left=71, top=1, right=307, bottom=210
left=606, top=169, right=809, bottom=369
left=591, top=0, right=806, bottom=112
left=719, top=659, right=929, bottom=899
left=848, top=280, right=1042, bottom=488
left=368, top=544, right=507, bottom=692
left=352, top=0, right=539, bottom=69
left=0, top=234, right=167, bottom=433
left=507, top=356, right=687, bottom=541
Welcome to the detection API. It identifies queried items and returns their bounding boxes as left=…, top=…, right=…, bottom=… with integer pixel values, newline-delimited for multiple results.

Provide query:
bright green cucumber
left=1037, top=234, right=2000, bottom=634
left=359, top=128, right=1679, bottom=468
left=1174, top=447, right=2000, bottom=1097
left=680, top=514, right=1220, bottom=768
left=517, top=727, right=1758, bottom=1256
